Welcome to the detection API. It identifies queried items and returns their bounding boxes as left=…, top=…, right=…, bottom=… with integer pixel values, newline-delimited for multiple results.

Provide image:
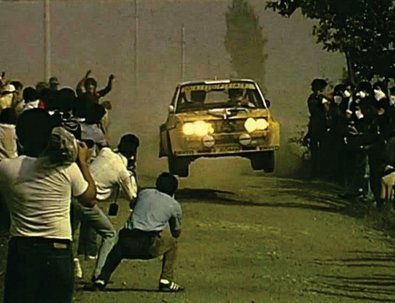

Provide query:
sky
left=0, top=0, right=345, bottom=176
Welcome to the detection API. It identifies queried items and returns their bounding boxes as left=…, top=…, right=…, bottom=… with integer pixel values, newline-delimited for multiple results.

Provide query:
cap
left=1, top=84, right=17, bottom=95
left=49, top=77, right=59, bottom=85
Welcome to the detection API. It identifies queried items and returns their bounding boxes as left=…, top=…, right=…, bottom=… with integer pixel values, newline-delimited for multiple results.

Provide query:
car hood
left=175, top=107, right=271, bottom=122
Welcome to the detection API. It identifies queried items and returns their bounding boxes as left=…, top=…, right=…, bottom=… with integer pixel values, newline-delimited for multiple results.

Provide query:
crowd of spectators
left=305, top=77, right=395, bottom=209
left=0, top=70, right=183, bottom=302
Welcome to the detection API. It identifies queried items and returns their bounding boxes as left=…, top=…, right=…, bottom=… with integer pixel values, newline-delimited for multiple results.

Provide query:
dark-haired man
left=0, top=108, right=97, bottom=303
left=75, top=133, right=139, bottom=280
left=305, top=78, right=332, bottom=177
left=88, top=172, right=183, bottom=292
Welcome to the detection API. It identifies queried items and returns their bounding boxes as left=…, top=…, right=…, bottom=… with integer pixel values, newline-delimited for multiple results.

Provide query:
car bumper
left=170, top=131, right=279, bottom=157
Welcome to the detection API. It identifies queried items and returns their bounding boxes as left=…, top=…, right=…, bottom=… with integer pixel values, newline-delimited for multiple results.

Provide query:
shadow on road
left=307, top=250, right=395, bottom=302
left=177, top=178, right=353, bottom=215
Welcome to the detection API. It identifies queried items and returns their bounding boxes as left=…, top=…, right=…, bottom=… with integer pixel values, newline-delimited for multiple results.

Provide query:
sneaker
left=86, top=255, right=98, bottom=260
left=83, top=280, right=106, bottom=291
left=74, top=258, right=83, bottom=279
left=159, top=279, right=184, bottom=292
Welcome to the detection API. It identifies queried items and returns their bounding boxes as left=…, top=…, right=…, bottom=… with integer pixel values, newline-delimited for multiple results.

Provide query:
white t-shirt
left=0, top=123, right=17, bottom=161
left=0, top=156, right=88, bottom=240
left=90, top=147, right=137, bottom=201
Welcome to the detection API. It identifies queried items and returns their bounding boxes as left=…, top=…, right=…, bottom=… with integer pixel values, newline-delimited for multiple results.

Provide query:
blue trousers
left=3, top=237, right=74, bottom=303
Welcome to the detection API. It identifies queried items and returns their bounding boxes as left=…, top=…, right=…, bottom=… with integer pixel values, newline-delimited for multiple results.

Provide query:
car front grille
left=211, top=119, right=245, bottom=133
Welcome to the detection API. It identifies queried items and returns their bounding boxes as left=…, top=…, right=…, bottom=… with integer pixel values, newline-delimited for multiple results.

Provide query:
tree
left=266, top=0, right=395, bottom=84
left=225, top=0, right=268, bottom=92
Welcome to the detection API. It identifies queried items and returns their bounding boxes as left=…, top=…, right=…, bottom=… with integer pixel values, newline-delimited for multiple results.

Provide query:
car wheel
left=168, top=156, right=190, bottom=177
left=250, top=151, right=275, bottom=172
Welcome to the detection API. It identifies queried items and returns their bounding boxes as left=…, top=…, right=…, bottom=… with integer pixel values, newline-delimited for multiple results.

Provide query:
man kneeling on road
left=87, top=172, right=183, bottom=292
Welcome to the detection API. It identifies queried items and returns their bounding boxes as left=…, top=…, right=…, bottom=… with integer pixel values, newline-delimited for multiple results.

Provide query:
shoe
left=74, top=258, right=83, bottom=279
left=86, top=255, right=97, bottom=260
left=83, top=280, right=106, bottom=291
left=159, top=279, right=184, bottom=292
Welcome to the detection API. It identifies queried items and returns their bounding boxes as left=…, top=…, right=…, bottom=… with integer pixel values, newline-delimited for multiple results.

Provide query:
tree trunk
left=344, top=50, right=356, bottom=86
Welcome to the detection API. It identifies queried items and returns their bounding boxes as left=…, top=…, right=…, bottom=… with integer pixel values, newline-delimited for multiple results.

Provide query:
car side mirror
left=168, top=105, right=175, bottom=113
left=265, top=99, right=271, bottom=108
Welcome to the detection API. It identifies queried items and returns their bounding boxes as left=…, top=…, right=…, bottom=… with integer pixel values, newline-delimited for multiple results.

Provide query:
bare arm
left=76, top=70, right=91, bottom=97
left=75, top=141, right=96, bottom=207
left=97, top=74, right=114, bottom=97
left=169, top=217, right=181, bottom=238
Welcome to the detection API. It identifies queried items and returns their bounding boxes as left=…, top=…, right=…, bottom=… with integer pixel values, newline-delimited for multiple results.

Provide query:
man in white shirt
left=0, top=109, right=97, bottom=303
left=0, top=108, right=18, bottom=233
left=75, top=133, right=139, bottom=280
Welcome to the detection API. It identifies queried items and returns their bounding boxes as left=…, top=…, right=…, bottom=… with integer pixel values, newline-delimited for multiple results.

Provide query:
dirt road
left=1, top=164, right=395, bottom=303
left=71, top=165, right=395, bottom=303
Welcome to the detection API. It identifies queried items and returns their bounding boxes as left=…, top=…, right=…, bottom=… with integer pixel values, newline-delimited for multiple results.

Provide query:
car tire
left=250, top=151, right=275, bottom=172
left=168, top=156, right=190, bottom=177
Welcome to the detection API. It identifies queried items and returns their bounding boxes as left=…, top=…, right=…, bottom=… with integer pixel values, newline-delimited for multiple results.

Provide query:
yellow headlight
left=182, top=121, right=213, bottom=136
left=244, top=118, right=257, bottom=133
left=256, top=118, right=269, bottom=130
left=182, top=123, right=195, bottom=135
left=194, top=121, right=210, bottom=136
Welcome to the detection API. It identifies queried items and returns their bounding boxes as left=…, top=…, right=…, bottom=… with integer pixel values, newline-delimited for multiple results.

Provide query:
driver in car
left=228, top=88, right=255, bottom=108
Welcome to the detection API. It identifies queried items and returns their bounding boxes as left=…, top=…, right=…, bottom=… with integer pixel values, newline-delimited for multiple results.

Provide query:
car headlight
left=244, top=118, right=257, bottom=133
left=182, top=121, right=214, bottom=136
left=182, top=123, right=195, bottom=135
left=256, top=118, right=269, bottom=130
left=244, top=118, right=269, bottom=132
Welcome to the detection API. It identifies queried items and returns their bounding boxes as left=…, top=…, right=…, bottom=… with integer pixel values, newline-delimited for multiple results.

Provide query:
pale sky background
left=0, top=0, right=345, bottom=177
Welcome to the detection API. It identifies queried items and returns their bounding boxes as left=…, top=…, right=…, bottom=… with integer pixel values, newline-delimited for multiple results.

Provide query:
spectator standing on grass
left=0, top=109, right=97, bottom=303
left=339, top=81, right=376, bottom=202
left=305, top=78, right=332, bottom=178
left=74, top=133, right=139, bottom=280
left=87, top=172, right=183, bottom=293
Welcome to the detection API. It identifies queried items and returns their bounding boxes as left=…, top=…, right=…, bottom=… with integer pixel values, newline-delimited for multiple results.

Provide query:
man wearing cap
left=0, top=84, right=17, bottom=110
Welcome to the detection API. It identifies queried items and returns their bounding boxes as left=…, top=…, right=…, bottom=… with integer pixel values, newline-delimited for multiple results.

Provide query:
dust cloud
left=0, top=0, right=344, bottom=180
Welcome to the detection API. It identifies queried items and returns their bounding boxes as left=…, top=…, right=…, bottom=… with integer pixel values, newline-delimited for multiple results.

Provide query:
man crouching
left=87, top=172, right=183, bottom=292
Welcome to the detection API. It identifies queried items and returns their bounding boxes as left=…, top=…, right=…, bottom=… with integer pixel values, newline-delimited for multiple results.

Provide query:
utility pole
left=134, top=0, right=139, bottom=99
left=44, top=0, right=51, bottom=80
left=181, top=24, right=185, bottom=81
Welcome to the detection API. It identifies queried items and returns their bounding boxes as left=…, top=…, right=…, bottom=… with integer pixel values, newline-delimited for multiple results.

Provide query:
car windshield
left=176, top=82, right=265, bottom=112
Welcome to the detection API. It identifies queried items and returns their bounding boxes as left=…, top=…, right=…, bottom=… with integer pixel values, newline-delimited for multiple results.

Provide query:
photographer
left=74, top=133, right=139, bottom=280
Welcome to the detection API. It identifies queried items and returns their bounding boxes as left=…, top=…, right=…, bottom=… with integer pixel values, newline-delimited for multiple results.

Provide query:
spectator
left=21, top=86, right=40, bottom=111
left=74, top=133, right=139, bottom=280
left=0, top=108, right=97, bottom=303
left=0, top=83, right=17, bottom=110
left=0, top=107, right=18, bottom=233
left=48, top=76, right=60, bottom=92
left=74, top=70, right=114, bottom=141
left=305, top=78, right=331, bottom=178
left=88, top=172, right=183, bottom=293
left=0, top=107, right=18, bottom=160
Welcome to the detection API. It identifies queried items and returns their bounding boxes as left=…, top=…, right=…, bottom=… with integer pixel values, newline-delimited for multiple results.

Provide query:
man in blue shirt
left=88, top=172, right=183, bottom=292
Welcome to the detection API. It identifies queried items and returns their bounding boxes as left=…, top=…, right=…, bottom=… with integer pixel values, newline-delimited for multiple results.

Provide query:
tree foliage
left=225, top=0, right=268, bottom=91
left=266, top=0, right=395, bottom=83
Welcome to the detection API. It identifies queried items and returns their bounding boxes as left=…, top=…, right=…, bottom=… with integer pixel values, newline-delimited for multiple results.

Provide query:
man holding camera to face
left=73, top=133, right=139, bottom=280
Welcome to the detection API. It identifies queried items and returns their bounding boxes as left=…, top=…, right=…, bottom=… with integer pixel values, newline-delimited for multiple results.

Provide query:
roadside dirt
left=1, top=167, right=395, bottom=303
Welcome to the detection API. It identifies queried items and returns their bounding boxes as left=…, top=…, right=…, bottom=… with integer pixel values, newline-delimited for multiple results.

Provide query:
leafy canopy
left=266, top=0, right=395, bottom=81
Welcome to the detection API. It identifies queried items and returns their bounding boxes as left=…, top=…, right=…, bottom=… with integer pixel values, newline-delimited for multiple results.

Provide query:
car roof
left=177, top=79, right=257, bottom=87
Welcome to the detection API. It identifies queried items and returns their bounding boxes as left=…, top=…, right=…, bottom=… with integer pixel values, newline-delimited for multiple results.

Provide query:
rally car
left=159, top=79, right=280, bottom=177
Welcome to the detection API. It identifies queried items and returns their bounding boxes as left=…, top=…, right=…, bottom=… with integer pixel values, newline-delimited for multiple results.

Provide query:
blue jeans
left=77, top=204, right=117, bottom=278
left=3, top=237, right=74, bottom=303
